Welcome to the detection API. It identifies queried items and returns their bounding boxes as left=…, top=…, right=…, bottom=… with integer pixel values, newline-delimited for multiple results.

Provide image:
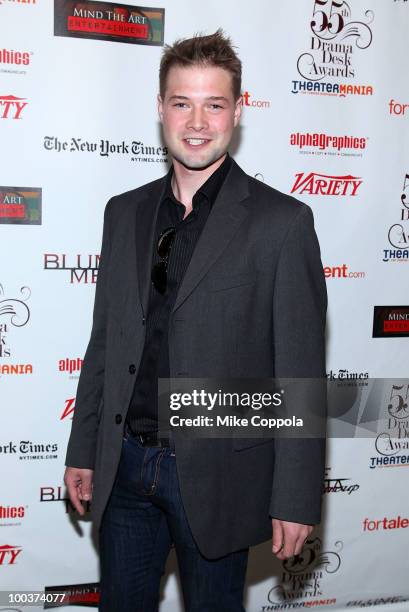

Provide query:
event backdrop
left=1, top=0, right=409, bottom=610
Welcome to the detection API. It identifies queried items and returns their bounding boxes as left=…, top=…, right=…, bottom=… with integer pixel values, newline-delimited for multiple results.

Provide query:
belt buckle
left=138, top=432, right=162, bottom=447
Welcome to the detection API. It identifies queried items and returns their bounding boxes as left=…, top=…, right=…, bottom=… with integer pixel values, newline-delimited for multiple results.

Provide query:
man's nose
left=186, top=107, right=208, bottom=131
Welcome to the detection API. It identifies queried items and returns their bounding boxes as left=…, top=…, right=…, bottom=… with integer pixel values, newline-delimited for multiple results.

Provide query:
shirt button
left=115, top=414, right=122, bottom=425
left=129, top=364, right=136, bottom=374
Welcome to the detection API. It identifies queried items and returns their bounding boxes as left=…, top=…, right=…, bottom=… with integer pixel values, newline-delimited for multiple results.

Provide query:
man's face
left=158, top=64, right=241, bottom=171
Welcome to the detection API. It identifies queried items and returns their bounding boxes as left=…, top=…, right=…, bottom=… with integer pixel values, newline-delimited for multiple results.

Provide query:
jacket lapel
left=134, top=176, right=168, bottom=318
left=172, top=160, right=250, bottom=313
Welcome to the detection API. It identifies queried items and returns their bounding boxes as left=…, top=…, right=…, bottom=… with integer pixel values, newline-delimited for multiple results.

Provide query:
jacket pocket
left=233, top=437, right=274, bottom=451
left=207, top=272, right=255, bottom=292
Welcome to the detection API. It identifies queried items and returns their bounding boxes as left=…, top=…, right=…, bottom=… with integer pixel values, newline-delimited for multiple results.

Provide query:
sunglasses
left=151, top=226, right=176, bottom=294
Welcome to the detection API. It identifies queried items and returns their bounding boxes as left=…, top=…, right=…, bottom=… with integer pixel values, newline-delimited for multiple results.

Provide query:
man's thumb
left=272, top=519, right=283, bottom=553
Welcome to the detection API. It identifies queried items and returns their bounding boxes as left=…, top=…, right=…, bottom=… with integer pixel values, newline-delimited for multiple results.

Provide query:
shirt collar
left=162, top=153, right=232, bottom=210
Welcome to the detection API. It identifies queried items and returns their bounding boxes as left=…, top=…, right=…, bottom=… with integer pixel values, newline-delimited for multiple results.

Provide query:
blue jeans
left=99, top=430, right=248, bottom=612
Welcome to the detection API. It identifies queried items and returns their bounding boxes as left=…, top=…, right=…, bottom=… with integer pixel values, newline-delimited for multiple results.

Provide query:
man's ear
left=233, top=95, right=242, bottom=127
left=157, top=94, right=164, bottom=122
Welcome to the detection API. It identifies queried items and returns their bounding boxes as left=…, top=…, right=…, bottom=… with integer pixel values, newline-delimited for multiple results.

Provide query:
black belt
left=127, top=427, right=173, bottom=448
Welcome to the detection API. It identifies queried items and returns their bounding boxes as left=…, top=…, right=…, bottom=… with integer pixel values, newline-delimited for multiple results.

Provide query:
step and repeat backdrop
left=1, top=0, right=409, bottom=610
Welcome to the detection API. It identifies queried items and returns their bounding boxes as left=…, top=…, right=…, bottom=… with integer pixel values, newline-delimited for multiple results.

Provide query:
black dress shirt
left=126, top=154, right=232, bottom=434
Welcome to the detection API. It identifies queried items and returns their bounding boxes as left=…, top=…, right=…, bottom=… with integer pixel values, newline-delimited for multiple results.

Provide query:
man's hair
left=159, top=29, right=242, bottom=100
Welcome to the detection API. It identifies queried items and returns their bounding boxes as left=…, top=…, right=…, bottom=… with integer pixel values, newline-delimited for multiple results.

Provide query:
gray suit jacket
left=66, top=159, right=327, bottom=559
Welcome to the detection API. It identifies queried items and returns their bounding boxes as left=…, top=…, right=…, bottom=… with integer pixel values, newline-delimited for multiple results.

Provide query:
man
left=65, top=30, right=327, bottom=612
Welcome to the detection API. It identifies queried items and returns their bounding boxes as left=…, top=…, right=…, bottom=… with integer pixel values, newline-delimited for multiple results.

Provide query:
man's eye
left=174, top=102, right=188, bottom=108
left=210, top=104, right=223, bottom=109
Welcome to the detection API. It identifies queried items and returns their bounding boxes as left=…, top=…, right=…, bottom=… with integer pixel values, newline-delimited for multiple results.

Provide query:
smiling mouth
left=184, top=138, right=210, bottom=146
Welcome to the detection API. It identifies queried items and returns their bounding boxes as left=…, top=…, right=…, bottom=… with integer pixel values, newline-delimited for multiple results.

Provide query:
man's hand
left=271, top=518, right=313, bottom=560
left=64, top=467, right=94, bottom=516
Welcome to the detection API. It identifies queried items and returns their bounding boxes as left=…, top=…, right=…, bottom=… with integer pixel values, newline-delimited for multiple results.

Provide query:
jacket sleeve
left=65, top=198, right=114, bottom=469
left=269, top=204, right=327, bottom=525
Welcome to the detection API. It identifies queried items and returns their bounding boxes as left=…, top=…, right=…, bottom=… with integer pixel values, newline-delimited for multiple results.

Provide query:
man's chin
left=172, top=150, right=226, bottom=172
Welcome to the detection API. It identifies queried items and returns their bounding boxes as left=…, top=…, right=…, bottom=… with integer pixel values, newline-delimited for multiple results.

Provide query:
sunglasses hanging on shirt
left=151, top=226, right=176, bottom=294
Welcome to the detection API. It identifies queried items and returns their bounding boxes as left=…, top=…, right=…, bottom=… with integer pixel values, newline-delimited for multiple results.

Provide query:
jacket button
left=129, top=364, right=136, bottom=374
left=115, top=414, right=122, bottom=425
